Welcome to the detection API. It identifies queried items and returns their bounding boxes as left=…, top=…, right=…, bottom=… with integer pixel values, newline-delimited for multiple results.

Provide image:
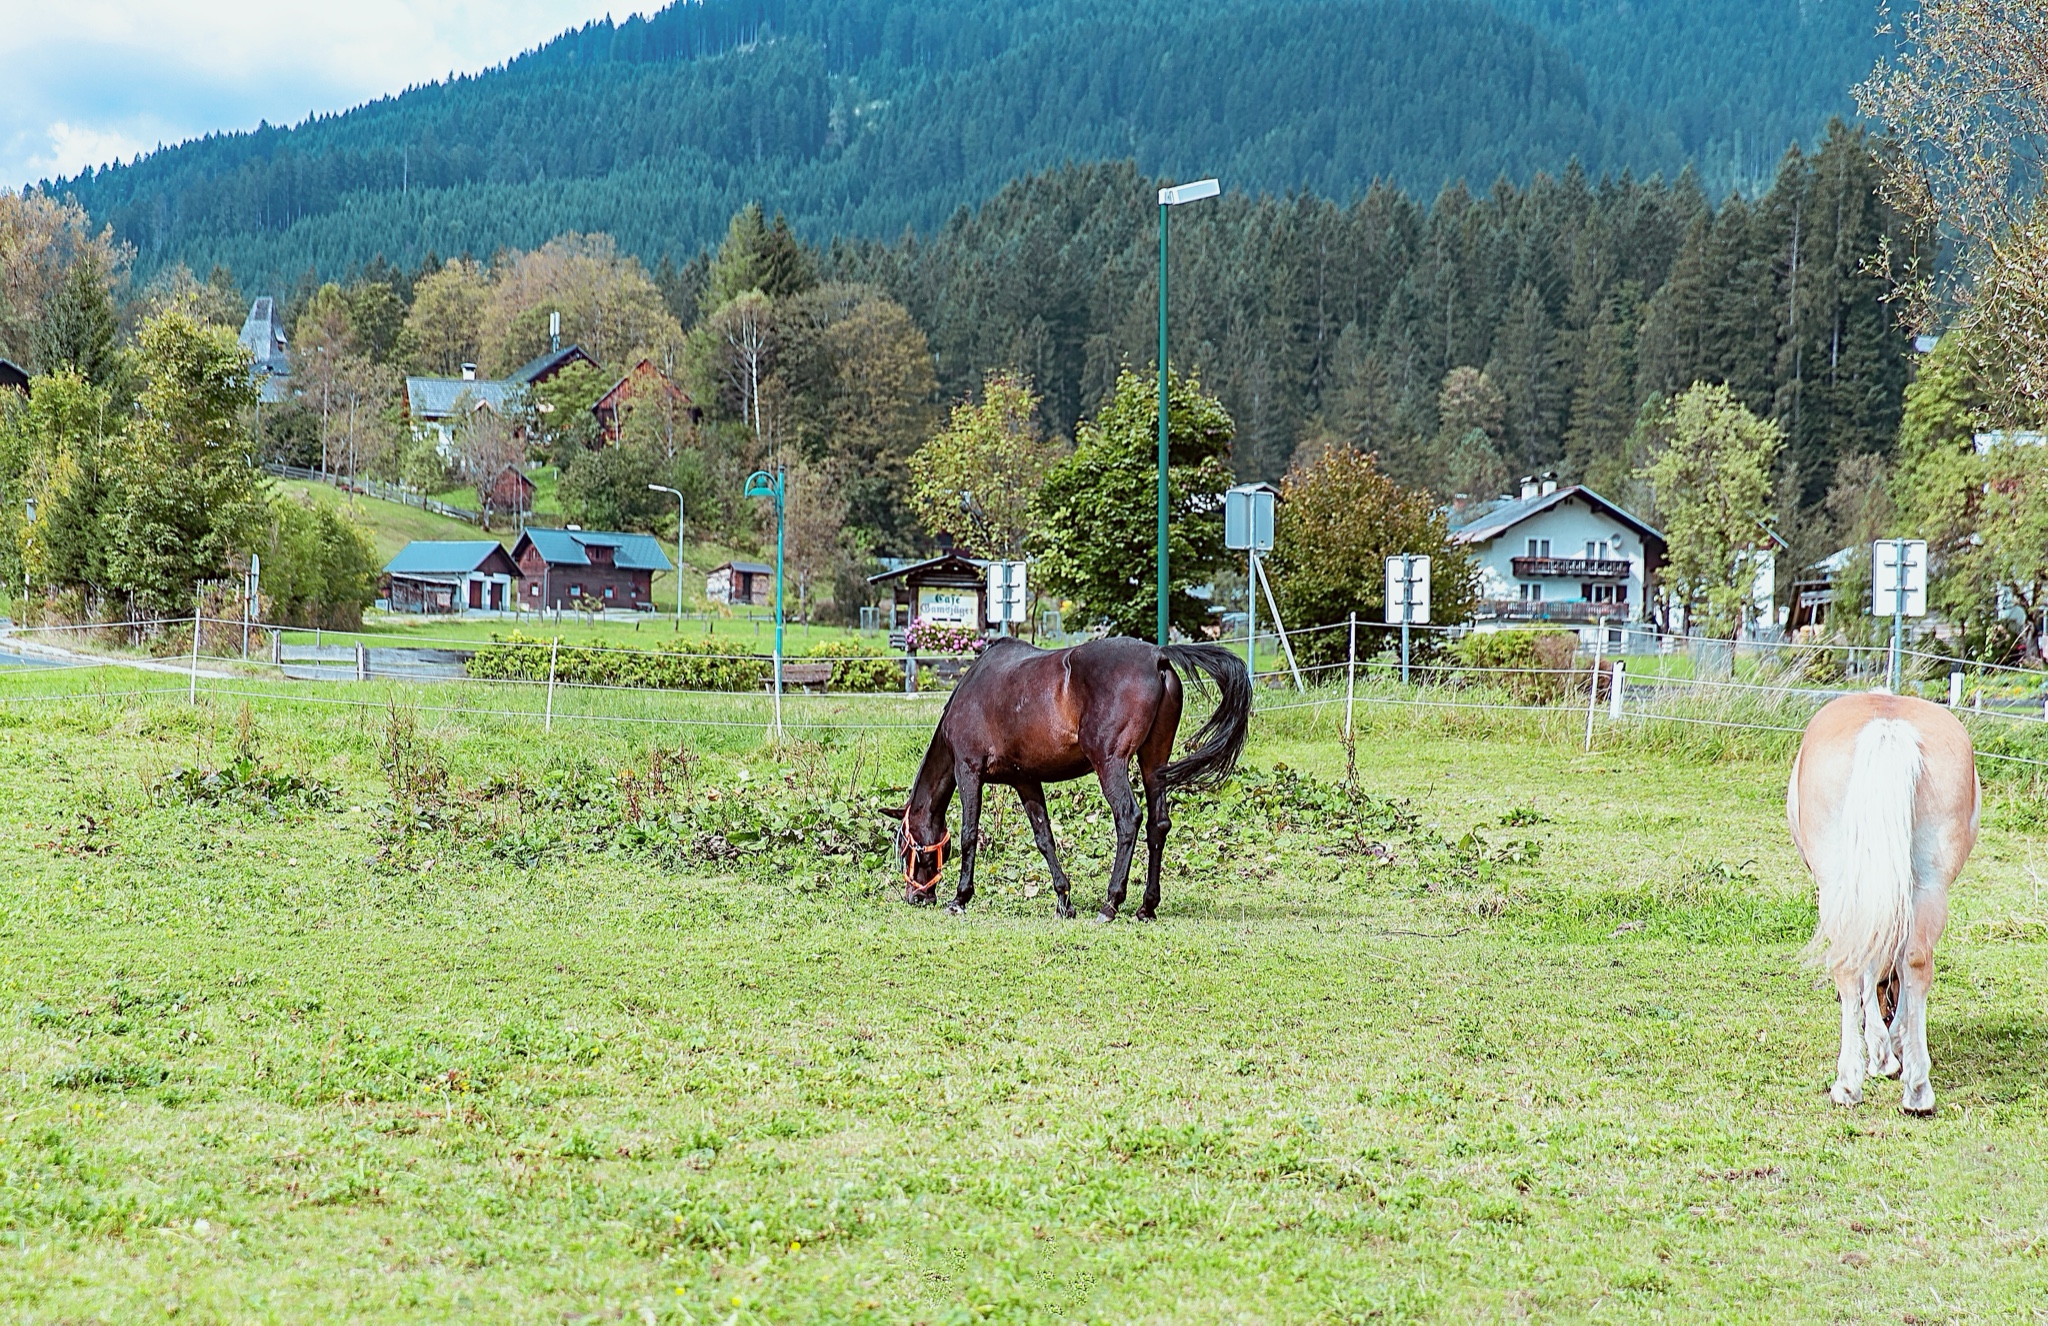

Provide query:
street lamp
left=648, top=483, right=685, bottom=632
left=743, top=466, right=787, bottom=741
left=1156, top=177, right=1220, bottom=645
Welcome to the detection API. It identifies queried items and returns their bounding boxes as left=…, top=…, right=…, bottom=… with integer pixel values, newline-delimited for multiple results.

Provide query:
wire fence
left=4, top=614, right=2048, bottom=771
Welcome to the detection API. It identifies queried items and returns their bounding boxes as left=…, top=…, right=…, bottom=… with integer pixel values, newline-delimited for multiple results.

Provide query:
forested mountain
left=831, top=124, right=1914, bottom=562
left=43, top=0, right=1888, bottom=288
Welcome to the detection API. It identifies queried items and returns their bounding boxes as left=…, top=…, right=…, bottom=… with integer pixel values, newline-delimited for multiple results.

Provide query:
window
left=1580, top=583, right=1593, bottom=599
left=528, top=583, right=539, bottom=596
left=1589, top=584, right=1631, bottom=605
left=570, top=585, right=583, bottom=598
left=1526, top=538, right=1551, bottom=558
left=603, top=586, right=615, bottom=599
left=1586, top=541, right=1597, bottom=559
left=1518, top=583, right=1543, bottom=602
left=1598, top=540, right=1611, bottom=560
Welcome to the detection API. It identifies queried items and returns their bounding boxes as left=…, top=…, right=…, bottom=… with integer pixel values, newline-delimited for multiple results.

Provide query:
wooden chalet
left=707, top=560, right=774, bottom=607
left=513, top=527, right=673, bottom=611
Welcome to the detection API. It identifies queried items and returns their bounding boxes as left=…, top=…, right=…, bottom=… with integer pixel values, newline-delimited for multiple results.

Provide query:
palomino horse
left=898, top=636, right=1251, bottom=920
left=1788, top=692, right=1978, bottom=1115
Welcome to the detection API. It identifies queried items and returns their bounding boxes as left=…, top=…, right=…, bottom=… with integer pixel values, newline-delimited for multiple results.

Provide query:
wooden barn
left=513, top=527, right=673, bottom=612
left=384, top=541, right=522, bottom=614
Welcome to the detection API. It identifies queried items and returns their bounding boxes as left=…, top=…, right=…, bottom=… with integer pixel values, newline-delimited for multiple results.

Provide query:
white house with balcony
left=1450, top=479, right=1667, bottom=643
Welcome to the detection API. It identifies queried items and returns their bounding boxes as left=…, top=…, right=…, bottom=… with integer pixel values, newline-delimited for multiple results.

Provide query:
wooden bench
left=767, top=661, right=835, bottom=693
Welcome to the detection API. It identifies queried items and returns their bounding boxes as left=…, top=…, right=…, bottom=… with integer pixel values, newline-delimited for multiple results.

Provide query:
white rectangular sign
left=987, top=560, right=1029, bottom=624
left=1384, top=554, right=1431, bottom=625
left=1224, top=485, right=1275, bottom=552
left=1872, top=539, right=1927, bottom=618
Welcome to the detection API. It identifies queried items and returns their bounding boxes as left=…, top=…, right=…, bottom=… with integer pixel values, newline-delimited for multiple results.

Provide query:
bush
left=1448, top=630, right=1580, bottom=702
left=805, top=638, right=901, bottom=691
left=468, top=632, right=768, bottom=691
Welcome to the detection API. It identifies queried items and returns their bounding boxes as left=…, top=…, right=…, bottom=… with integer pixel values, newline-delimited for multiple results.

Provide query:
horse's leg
left=1862, top=967, right=1900, bottom=1079
left=1136, top=761, right=1170, bottom=922
left=1094, top=757, right=1141, bottom=922
left=1829, top=966, right=1867, bottom=1107
left=1894, top=885, right=1949, bottom=1116
left=1016, top=780, right=1076, bottom=919
left=949, top=771, right=984, bottom=915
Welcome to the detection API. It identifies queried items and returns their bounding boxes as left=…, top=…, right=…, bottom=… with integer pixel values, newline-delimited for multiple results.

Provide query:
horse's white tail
left=1811, top=717, right=1923, bottom=979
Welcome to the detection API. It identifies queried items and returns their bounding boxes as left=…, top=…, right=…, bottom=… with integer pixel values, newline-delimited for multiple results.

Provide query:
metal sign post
left=1872, top=537, right=1927, bottom=692
left=1225, top=484, right=1276, bottom=680
left=1383, top=555, right=1431, bottom=685
left=744, top=468, right=788, bottom=741
left=987, top=560, right=1029, bottom=633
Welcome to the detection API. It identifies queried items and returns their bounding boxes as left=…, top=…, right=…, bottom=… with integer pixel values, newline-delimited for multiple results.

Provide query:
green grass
left=3, top=671, right=2048, bottom=1320
left=273, top=480, right=501, bottom=568
left=282, top=614, right=895, bottom=654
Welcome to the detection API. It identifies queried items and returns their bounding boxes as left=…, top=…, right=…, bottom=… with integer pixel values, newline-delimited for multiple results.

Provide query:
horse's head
left=896, top=811, right=949, bottom=905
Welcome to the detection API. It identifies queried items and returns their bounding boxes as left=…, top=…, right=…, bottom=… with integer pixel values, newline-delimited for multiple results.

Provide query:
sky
left=0, top=0, right=648, bottom=191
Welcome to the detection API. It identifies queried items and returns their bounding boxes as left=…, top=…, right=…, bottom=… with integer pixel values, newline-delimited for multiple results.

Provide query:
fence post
left=905, top=651, right=918, bottom=695
left=545, top=635, right=560, bottom=733
left=271, top=630, right=281, bottom=666
left=355, top=642, right=368, bottom=682
left=1583, top=635, right=1605, bottom=752
left=1948, top=671, right=1963, bottom=707
left=1608, top=660, right=1625, bottom=721
left=189, top=593, right=202, bottom=704
left=1344, top=613, right=1357, bottom=742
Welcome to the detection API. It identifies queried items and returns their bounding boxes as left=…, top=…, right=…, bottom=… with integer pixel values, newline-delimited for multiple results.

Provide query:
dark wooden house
left=484, top=465, right=536, bottom=521
left=513, top=527, right=673, bottom=611
left=591, top=358, right=696, bottom=444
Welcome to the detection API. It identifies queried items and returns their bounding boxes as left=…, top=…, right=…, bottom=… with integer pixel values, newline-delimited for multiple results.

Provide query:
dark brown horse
left=897, top=636, right=1251, bottom=920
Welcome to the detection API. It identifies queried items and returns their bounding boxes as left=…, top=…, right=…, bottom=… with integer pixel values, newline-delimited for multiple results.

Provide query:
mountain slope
left=46, top=0, right=1888, bottom=286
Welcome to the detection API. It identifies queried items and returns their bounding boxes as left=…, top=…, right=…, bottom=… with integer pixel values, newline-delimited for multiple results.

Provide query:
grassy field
left=3, top=670, right=2048, bottom=1321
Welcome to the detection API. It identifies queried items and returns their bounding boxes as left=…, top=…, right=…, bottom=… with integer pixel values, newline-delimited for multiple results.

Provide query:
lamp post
left=22, top=497, right=34, bottom=615
left=743, top=466, right=787, bottom=741
left=1155, top=177, right=1220, bottom=645
left=648, top=483, right=685, bottom=632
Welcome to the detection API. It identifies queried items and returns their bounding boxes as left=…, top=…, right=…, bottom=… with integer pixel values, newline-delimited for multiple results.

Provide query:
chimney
left=461, top=363, right=477, bottom=381
left=1539, top=476, right=1558, bottom=497
left=1519, top=476, right=1540, bottom=501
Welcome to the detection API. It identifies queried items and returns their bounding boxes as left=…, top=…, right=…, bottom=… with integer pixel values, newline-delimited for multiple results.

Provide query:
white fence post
left=189, top=593, right=202, bottom=704
left=1948, top=671, right=1963, bottom=707
left=545, top=635, right=560, bottom=733
left=1344, top=612, right=1357, bottom=743
left=1608, top=660, right=1625, bottom=721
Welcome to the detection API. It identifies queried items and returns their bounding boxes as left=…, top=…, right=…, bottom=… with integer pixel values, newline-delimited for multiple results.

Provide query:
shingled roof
left=512, top=527, right=673, bottom=572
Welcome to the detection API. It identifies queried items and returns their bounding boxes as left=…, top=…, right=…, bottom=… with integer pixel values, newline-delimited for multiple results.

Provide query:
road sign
left=987, top=560, right=1029, bottom=624
left=1872, top=539, right=1927, bottom=618
left=1224, top=484, right=1275, bottom=552
left=1384, top=555, right=1431, bottom=625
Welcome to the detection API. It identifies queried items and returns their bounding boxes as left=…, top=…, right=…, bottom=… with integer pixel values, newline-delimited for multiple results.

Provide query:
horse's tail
left=1158, top=643, right=1252, bottom=791
left=1809, top=717, right=1923, bottom=980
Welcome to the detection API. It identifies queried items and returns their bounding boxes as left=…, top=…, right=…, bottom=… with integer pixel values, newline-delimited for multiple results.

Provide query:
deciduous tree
left=1029, top=369, right=1233, bottom=639
left=1636, top=382, right=1782, bottom=637
left=910, top=371, right=1063, bottom=557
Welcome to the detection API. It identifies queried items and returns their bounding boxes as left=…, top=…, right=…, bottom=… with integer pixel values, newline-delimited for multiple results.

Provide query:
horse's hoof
left=1829, top=1081, right=1863, bottom=1107
left=946, top=901, right=968, bottom=915
left=1901, top=1081, right=1935, bottom=1116
left=1135, top=909, right=1156, bottom=923
left=1093, top=911, right=1115, bottom=925
left=1054, top=904, right=1076, bottom=920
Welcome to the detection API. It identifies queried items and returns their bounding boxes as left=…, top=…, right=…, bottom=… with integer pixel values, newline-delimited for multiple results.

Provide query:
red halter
left=901, top=829, right=950, bottom=884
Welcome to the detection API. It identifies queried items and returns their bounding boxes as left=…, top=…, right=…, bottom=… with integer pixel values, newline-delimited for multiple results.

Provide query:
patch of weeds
left=377, top=701, right=452, bottom=862
left=1474, top=1195, right=1530, bottom=1224
left=1498, top=805, right=1550, bottom=827
left=50, top=1059, right=169, bottom=1091
left=153, top=760, right=335, bottom=814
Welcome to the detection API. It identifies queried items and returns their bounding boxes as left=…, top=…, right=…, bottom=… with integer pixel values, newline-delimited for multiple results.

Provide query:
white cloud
left=0, top=1, right=657, bottom=189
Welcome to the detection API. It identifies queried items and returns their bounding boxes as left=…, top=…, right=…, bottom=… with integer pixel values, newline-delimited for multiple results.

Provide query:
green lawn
left=3, top=672, right=2047, bottom=1320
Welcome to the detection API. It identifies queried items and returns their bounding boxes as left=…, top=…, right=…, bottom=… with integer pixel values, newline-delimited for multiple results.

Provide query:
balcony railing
left=1477, top=599, right=1632, bottom=623
left=1510, top=556, right=1632, bottom=579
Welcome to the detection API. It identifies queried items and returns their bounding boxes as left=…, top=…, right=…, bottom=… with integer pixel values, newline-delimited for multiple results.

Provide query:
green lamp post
left=1155, top=177, right=1220, bottom=645
left=743, top=466, right=787, bottom=740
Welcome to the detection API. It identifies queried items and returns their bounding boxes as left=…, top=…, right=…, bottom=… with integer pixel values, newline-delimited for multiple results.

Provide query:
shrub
left=905, top=617, right=986, bottom=655
left=804, top=638, right=901, bottom=692
left=1448, top=630, right=1580, bottom=702
left=467, top=632, right=769, bottom=691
